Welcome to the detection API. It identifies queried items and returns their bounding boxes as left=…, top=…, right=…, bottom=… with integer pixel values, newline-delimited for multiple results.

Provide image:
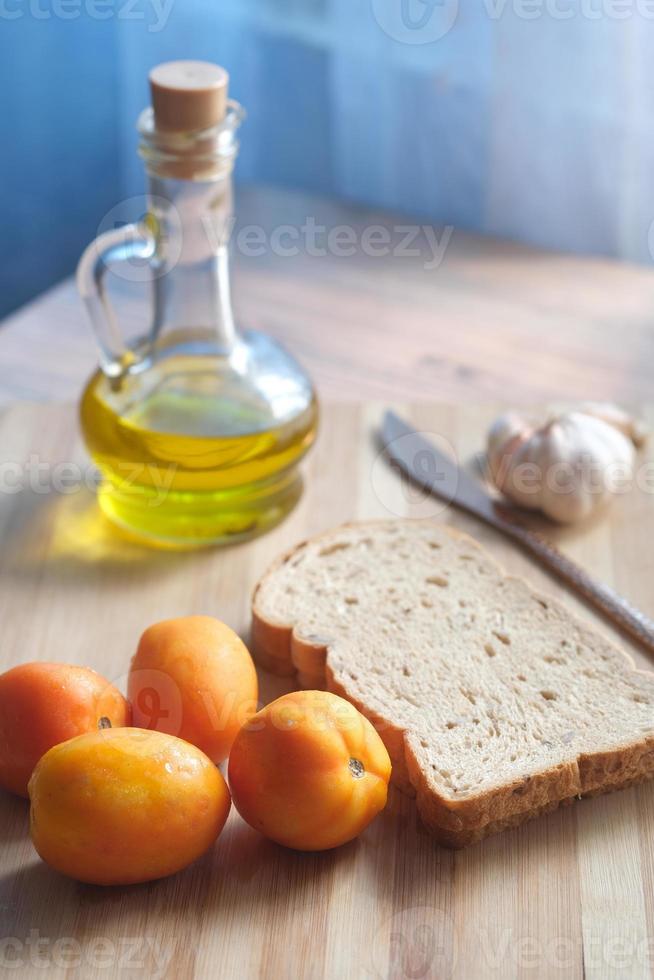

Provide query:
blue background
left=2, top=0, right=654, bottom=317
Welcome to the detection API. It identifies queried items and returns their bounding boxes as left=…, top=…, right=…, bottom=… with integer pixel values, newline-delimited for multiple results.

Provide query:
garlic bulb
left=487, top=407, right=646, bottom=524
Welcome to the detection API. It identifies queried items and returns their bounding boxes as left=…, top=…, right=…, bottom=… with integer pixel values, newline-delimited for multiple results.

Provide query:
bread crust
left=250, top=520, right=654, bottom=848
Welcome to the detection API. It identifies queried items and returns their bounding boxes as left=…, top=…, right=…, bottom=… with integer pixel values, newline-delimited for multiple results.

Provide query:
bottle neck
left=138, top=100, right=244, bottom=360
left=148, top=173, right=236, bottom=354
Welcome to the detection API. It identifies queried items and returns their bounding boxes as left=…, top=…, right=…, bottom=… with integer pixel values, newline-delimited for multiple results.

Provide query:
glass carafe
left=77, top=63, right=318, bottom=549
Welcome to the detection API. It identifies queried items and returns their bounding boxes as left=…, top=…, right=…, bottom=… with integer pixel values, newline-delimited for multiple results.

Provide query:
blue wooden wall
left=2, top=0, right=653, bottom=317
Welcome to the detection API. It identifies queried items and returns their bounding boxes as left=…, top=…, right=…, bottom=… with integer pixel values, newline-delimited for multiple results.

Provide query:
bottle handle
left=76, top=222, right=156, bottom=380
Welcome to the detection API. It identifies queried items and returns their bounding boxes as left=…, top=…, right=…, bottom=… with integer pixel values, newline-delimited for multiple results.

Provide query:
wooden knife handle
left=493, top=510, right=654, bottom=657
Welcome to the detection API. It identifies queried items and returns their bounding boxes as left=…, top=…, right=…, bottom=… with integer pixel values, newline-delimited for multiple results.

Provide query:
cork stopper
left=149, top=61, right=229, bottom=133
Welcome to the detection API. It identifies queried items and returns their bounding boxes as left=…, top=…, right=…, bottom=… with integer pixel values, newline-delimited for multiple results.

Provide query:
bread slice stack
left=251, top=520, right=654, bottom=847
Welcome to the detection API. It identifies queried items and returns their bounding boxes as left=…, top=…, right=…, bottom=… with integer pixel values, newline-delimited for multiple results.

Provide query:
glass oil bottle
left=77, top=62, right=318, bottom=548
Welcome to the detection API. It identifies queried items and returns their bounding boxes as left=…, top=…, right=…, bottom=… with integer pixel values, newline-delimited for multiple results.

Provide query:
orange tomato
left=128, top=616, right=258, bottom=764
left=228, top=690, right=391, bottom=850
left=0, top=662, right=130, bottom=797
left=29, top=728, right=230, bottom=885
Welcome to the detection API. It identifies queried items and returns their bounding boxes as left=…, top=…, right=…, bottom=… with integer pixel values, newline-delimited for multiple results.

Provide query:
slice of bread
left=251, top=520, right=654, bottom=847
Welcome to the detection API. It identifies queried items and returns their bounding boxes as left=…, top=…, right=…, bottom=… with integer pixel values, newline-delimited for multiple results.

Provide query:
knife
left=382, top=410, right=654, bottom=657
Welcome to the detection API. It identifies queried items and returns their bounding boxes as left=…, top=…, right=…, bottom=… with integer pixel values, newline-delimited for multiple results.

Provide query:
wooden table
left=2, top=186, right=654, bottom=405
left=1, top=188, right=653, bottom=980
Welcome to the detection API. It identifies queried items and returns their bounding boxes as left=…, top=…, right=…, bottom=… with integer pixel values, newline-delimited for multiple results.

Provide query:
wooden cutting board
left=1, top=401, right=653, bottom=980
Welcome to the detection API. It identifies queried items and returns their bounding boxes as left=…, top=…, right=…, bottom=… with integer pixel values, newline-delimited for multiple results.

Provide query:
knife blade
left=381, top=410, right=654, bottom=657
left=382, top=409, right=500, bottom=522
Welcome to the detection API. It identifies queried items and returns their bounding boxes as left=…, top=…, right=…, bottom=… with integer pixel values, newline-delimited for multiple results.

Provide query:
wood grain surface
left=0, top=401, right=652, bottom=980
left=3, top=186, right=654, bottom=407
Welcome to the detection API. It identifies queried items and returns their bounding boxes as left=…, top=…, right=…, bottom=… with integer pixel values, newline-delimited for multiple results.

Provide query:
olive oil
left=81, top=346, right=318, bottom=547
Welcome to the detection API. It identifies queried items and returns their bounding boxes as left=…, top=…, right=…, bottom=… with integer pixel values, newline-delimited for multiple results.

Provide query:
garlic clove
left=541, top=415, right=630, bottom=522
left=575, top=402, right=646, bottom=448
left=487, top=413, right=531, bottom=457
left=489, top=419, right=544, bottom=512
left=535, top=419, right=590, bottom=523
left=486, top=413, right=534, bottom=488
